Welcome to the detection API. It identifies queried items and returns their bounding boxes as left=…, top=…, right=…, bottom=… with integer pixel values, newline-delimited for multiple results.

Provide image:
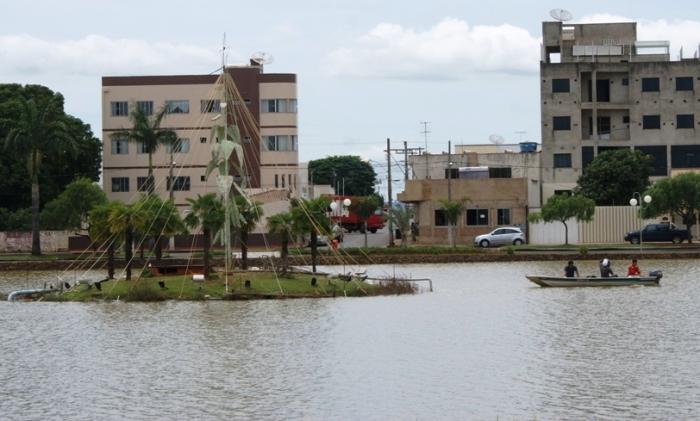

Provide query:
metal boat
left=527, top=271, right=662, bottom=287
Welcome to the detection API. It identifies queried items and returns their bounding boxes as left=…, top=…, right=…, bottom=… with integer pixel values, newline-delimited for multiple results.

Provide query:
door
left=596, top=79, right=610, bottom=102
left=491, top=229, right=506, bottom=246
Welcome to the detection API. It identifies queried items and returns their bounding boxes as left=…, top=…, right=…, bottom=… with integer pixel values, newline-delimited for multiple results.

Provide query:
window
left=554, top=190, right=572, bottom=196
left=111, top=177, right=129, bottom=192
left=281, top=174, right=286, bottom=188
left=636, top=145, right=667, bottom=176
left=598, top=116, right=611, bottom=135
left=261, top=99, right=297, bottom=113
left=166, top=138, right=190, bottom=153
left=582, top=146, right=594, bottom=169
left=497, top=209, right=510, bottom=225
left=466, top=209, right=489, bottom=226
left=200, top=137, right=207, bottom=143
left=165, top=100, right=189, bottom=114
left=623, top=116, right=630, bottom=124
left=264, top=135, right=298, bottom=151
left=642, top=77, right=660, bottom=92
left=243, top=136, right=252, bottom=144
left=552, top=78, right=570, bottom=93
left=643, top=115, right=661, bottom=129
left=676, top=77, right=694, bottom=91
left=622, top=78, right=629, bottom=86
left=166, top=176, right=191, bottom=191
left=200, top=175, right=206, bottom=182
left=274, top=174, right=279, bottom=188
left=110, top=101, right=128, bottom=116
left=110, top=137, right=129, bottom=155
left=445, top=168, right=458, bottom=179
left=200, top=99, right=221, bottom=113
left=553, top=116, right=571, bottom=131
left=136, top=101, right=153, bottom=115
left=136, top=141, right=149, bottom=154
left=488, top=167, right=512, bottom=178
left=677, top=114, right=694, bottom=129
left=672, top=145, right=700, bottom=168
left=434, top=209, right=447, bottom=226
left=553, top=153, right=572, bottom=168
left=136, top=176, right=153, bottom=192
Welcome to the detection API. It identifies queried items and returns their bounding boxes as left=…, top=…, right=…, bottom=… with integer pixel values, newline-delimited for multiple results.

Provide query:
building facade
left=541, top=21, right=700, bottom=200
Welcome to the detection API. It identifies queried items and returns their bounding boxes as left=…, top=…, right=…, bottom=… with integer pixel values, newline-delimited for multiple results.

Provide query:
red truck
left=326, top=195, right=385, bottom=233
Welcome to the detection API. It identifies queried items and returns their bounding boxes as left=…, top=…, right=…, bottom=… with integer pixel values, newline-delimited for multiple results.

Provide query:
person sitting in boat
left=627, top=259, right=641, bottom=277
left=564, top=260, right=579, bottom=278
left=599, top=258, right=615, bottom=278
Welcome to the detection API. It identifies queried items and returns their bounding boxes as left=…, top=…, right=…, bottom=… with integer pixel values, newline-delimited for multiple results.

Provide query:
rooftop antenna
left=251, top=51, right=274, bottom=72
left=550, top=8, right=573, bottom=22
left=488, top=134, right=505, bottom=145
left=221, top=33, right=228, bottom=71
left=515, top=131, right=527, bottom=142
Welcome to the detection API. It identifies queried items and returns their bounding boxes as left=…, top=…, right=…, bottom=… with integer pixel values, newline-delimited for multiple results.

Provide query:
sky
left=2, top=0, right=700, bottom=192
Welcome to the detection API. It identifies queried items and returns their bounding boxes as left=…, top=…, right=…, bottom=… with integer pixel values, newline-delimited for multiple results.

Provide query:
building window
left=552, top=116, right=571, bottom=131
left=136, top=101, right=153, bottom=116
left=445, top=168, right=458, bottom=179
left=281, top=174, right=286, bottom=188
left=554, top=190, right=572, bottom=196
left=243, top=136, right=252, bottom=144
left=672, top=145, right=700, bottom=168
left=200, top=99, right=221, bottom=113
left=677, top=114, right=695, bottom=129
left=623, top=116, right=630, bottom=124
left=200, top=175, right=206, bottom=182
left=489, top=167, right=512, bottom=178
left=261, top=99, right=297, bottom=113
left=598, top=116, right=611, bottom=135
left=111, top=177, right=129, bottom=192
left=497, top=209, right=510, bottom=225
left=274, top=174, right=279, bottom=188
left=552, top=78, right=570, bottom=93
left=136, top=176, right=153, bottom=192
left=553, top=153, right=572, bottom=168
left=622, top=78, right=629, bottom=86
left=264, top=135, right=298, bottom=151
left=166, top=138, right=190, bottom=153
left=136, top=141, right=149, bottom=154
left=110, top=101, right=128, bottom=116
left=165, top=100, right=189, bottom=114
left=676, top=77, right=694, bottom=91
left=643, top=115, right=661, bottom=129
left=636, top=145, right=668, bottom=176
left=434, top=209, right=447, bottom=227
left=466, top=209, right=489, bottom=226
left=200, top=137, right=207, bottom=143
left=166, top=176, right=191, bottom=191
left=642, top=77, right=660, bottom=92
left=110, top=137, right=129, bottom=155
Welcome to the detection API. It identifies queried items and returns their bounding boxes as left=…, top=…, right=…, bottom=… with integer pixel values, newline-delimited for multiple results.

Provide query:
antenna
left=550, top=8, right=573, bottom=22
left=488, top=134, right=505, bottom=145
left=221, top=33, right=228, bottom=70
left=515, top=130, right=527, bottom=142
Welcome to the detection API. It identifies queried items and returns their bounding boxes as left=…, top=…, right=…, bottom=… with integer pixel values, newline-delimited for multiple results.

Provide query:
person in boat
left=564, top=260, right=579, bottom=278
left=627, top=259, right=641, bottom=277
left=599, top=258, right=615, bottom=278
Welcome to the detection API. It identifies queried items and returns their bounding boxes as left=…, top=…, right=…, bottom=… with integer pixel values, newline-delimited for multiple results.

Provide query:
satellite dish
left=550, top=8, right=573, bottom=22
left=251, top=51, right=274, bottom=65
left=488, top=134, right=505, bottom=145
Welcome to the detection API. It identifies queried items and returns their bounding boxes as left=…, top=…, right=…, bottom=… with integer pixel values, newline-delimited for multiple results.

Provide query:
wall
left=0, top=231, right=73, bottom=252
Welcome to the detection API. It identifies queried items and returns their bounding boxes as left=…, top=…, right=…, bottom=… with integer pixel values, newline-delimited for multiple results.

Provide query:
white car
left=474, top=227, right=526, bottom=248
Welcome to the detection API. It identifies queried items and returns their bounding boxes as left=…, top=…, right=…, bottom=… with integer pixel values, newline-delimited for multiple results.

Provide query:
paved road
left=340, top=227, right=391, bottom=249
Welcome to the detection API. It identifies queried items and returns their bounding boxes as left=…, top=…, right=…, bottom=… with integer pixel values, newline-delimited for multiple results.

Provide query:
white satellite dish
left=550, top=8, right=573, bottom=22
left=488, top=134, right=505, bottom=145
left=251, top=51, right=274, bottom=66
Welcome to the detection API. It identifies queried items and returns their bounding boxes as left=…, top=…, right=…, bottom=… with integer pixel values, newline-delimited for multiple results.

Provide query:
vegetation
left=384, top=205, right=414, bottom=248
left=136, top=195, right=185, bottom=261
left=439, top=199, right=465, bottom=248
left=233, top=196, right=263, bottom=270
left=291, top=197, right=331, bottom=273
left=350, top=195, right=381, bottom=248
left=88, top=202, right=123, bottom=279
left=184, top=194, right=225, bottom=278
left=576, top=149, right=652, bottom=205
left=529, top=194, right=595, bottom=245
left=41, top=177, right=107, bottom=230
left=108, top=202, right=144, bottom=280
left=308, top=155, right=378, bottom=196
left=642, top=172, right=700, bottom=242
left=267, top=212, right=296, bottom=273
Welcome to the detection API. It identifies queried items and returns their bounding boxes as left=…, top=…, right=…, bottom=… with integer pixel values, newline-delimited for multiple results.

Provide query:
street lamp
left=630, top=192, right=652, bottom=251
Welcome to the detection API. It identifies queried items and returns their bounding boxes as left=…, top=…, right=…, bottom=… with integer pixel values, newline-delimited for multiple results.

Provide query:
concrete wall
left=0, top=231, right=73, bottom=252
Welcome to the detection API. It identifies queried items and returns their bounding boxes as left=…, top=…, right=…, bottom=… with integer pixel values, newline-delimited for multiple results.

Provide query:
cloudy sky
left=2, top=0, right=700, bottom=188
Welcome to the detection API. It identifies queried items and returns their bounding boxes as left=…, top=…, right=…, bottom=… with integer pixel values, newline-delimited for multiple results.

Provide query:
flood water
left=2, top=260, right=700, bottom=420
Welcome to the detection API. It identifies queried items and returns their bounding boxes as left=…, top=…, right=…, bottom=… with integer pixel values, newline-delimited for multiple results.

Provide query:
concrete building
left=540, top=20, right=700, bottom=200
left=101, top=62, right=298, bottom=208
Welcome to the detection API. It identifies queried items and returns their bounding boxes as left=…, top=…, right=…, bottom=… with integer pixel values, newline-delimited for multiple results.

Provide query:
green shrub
left=578, top=246, right=589, bottom=255
left=502, top=246, right=515, bottom=255
left=123, top=282, right=165, bottom=302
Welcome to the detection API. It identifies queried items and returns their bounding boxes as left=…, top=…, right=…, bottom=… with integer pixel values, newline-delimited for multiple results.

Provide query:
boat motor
left=648, top=270, right=663, bottom=279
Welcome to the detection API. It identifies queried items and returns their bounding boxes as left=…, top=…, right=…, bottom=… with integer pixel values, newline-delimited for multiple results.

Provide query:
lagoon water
left=2, top=260, right=700, bottom=420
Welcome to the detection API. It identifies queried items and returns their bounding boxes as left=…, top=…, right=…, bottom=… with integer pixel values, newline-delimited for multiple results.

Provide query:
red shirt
left=627, top=264, right=641, bottom=276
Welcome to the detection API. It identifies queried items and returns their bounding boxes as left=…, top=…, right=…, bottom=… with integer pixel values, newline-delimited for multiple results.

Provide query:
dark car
left=624, top=223, right=690, bottom=244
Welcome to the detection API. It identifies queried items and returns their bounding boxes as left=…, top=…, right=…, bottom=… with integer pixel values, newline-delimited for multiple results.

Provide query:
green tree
left=137, top=195, right=185, bottom=261
left=439, top=199, right=465, bottom=248
left=291, top=197, right=331, bottom=273
left=308, top=156, right=377, bottom=196
left=184, top=194, right=225, bottom=278
left=385, top=205, right=415, bottom=248
left=576, top=149, right=652, bottom=205
left=4, top=97, right=76, bottom=255
left=108, top=203, right=144, bottom=280
left=88, top=202, right=123, bottom=279
left=41, top=177, right=106, bottom=230
left=350, top=196, right=381, bottom=248
left=267, top=212, right=296, bottom=274
left=642, top=172, right=700, bottom=242
left=528, top=194, right=595, bottom=245
left=233, top=196, right=263, bottom=270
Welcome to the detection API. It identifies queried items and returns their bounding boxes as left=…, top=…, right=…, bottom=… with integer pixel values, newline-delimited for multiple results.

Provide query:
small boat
left=527, top=271, right=662, bottom=287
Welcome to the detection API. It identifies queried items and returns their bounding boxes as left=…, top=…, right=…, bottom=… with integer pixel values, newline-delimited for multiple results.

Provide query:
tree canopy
left=308, top=155, right=377, bottom=196
left=642, top=172, right=700, bottom=241
left=529, top=194, right=595, bottom=245
left=576, top=149, right=652, bottom=205
left=41, top=177, right=107, bottom=230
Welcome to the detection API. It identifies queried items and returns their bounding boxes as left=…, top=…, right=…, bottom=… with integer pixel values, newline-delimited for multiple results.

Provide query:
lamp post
left=630, top=192, right=652, bottom=252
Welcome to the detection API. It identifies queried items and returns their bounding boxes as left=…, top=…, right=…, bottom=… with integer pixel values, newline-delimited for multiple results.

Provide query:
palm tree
left=350, top=196, right=380, bottom=248
left=291, top=197, right=331, bottom=273
left=108, top=203, right=144, bottom=280
left=267, top=212, right=295, bottom=274
left=385, top=205, right=415, bottom=248
left=439, top=199, right=465, bottom=248
left=4, top=98, right=75, bottom=255
left=137, top=195, right=185, bottom=262
left=184, top=194, right=225, bottom=278
left=233, top=196, right=263, bottom=270
left=114, top=106, right=176, bottom=195
left=88, top=202, right=123, bottom=279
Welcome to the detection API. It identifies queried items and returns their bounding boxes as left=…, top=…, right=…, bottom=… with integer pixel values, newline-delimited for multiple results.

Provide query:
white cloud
left=325, top=18, right=541, bottom=80
left=0, top=34, right=224, bottom=76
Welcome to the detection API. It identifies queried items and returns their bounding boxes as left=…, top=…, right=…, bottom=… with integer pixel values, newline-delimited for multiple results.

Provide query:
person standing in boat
left=627, top=259, right=641, bottom=277
left=564, top=260, right=579, bottom=278
left=599, top=258, right=615, bottom=277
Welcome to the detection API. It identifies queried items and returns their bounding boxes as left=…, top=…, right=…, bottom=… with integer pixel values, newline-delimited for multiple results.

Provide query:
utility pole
left=386, top=138, right=394, bottom=247
left=420, top=121, right=431, bottom=179
left=447, top=140, right=452, bottom=202
left=404, top=141, right=409, bottom=181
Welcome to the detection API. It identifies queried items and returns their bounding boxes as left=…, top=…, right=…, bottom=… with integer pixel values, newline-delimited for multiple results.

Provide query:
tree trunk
left=125, top=227, right=133, bottom=280
left=30, top=176, right=41, bottom=256
left=364, top=221, right=368, bottom=248
left=169, top=150, right=174, bottom=201
left=155, top=238, right=163, bottom=262
left=447, top=222, right=453, bottom=248
left=562, top=221, right=569, bottom=246
left=147, top=153, right=155, bottom=195
left=311, top=230, right=318, bottom=273
left=107, top=242, right=115, bottom=279
left=241, top=230, right=248, bottom=270
left=203, top=228, right=210, bottom=279
left=281, top=237, right=289, bottom=273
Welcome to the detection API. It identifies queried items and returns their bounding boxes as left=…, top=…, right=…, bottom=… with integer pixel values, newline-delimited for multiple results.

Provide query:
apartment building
left=541, top=21, right=700, bottom=200
left=101, top=62, right=299, bottom=207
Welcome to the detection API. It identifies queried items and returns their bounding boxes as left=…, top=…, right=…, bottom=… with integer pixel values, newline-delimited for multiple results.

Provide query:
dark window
left=553, top=116, right=571, bottom=131
left=553, top=153, right=572, bottom=168
left=676, top=77, right=694, bottom=91
left=165, top=100, right=189, bottom=114
left=200, top=175, right=206, bottom=182
left=497, top=209, right=510, bottom=225
left=622, top=78, right=629, bottom=86
left=677, top=114, right=694, bottom=129
left=110, top=101, right=128, bottom=116
left=200, top=99, right=221, bottom=113
left=434, top=209, right=447, bottom=227
left=554, top=190, right=572, bottom=196
left=672, top=145, right=700, bottom=168
left=111, top=177, right=129, bottom=192
left=274, top=174, right=279, bottom=188
left=136, top=176, right=153, bottom=192
left=596, top=79, right=610, bottom=102
left=281, top=174, right=286, bottom=188
left=623, top=116, right=630, bottom=124
left=598, top=116, right=611, bottom=135
left=642, top=77, right=660, bottom=92
left=466, top=209, right=489, bottom=226
left=488, top=167, right=512, bottom=178
left=552, top=78, right=570, bottom=93
left=636, top=145, right=667, bottom=176
left=445, top=168, right=459, bottom=179
left=136, top=101, right=153, bottom=115
left=643, top=115, right=661, bottom=129
left=582, top=146, right=594, bottom=170
left=166, top=176, right=190, bottom=191
left=200, top=137, right=207, bottom=143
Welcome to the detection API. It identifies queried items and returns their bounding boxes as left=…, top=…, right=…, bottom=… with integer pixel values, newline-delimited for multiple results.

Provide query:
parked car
left=624, top=223, right=690, bottom=244
left=474, top=227, right=526, bottom=248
